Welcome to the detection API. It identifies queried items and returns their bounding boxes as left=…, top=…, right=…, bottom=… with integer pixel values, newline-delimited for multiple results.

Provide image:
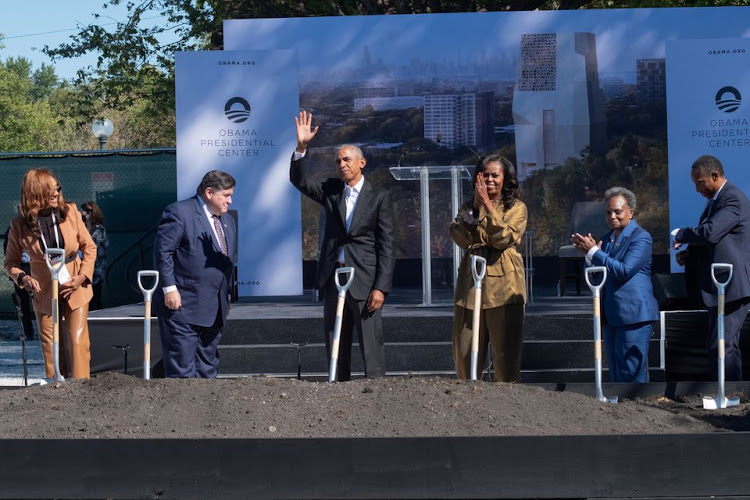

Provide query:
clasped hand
left=570, top=232, right=600, bottom=254
left=473, top=174, right=494, bottom=213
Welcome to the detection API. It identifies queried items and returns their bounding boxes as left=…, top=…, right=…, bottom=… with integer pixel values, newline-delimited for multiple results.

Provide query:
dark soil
left=0, top=372, right=746, bottom=439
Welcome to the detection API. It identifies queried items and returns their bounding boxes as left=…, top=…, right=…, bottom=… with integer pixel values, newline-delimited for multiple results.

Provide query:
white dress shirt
left=339, top=175, right=365, bottom=263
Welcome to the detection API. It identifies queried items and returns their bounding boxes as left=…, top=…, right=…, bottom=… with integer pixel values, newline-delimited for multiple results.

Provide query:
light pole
left=92, top=118, right=114, bottom=150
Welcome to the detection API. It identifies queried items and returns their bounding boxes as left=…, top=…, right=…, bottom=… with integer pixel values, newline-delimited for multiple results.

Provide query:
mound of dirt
left=0, top=373, right=741, bottom=439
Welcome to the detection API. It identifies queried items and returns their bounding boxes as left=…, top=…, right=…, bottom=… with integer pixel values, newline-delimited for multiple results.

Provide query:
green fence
left=0, top=149, right=177, bottom=315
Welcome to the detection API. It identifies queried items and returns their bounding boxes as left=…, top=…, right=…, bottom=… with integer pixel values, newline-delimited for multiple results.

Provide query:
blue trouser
left=603, top=321, right=653, bottom=383
left=159, top=314, right=222, bottom=378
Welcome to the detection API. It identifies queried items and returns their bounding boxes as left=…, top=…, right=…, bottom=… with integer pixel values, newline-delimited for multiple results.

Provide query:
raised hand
left=294, top=110, right=319, bottom=153
left=474, top=173, right=493, bottom=213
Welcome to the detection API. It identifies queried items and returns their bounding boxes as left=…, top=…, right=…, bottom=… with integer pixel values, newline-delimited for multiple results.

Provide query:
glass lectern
left=389, top=165, right=473, bottom=306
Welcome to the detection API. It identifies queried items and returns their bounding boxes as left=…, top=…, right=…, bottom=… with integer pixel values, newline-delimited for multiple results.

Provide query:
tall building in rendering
left=601, top=77, right=625, bottom=99
left=512, top=33, right=607, bottom=179
left=424, top=91, right=495, bottom=151
left=636, top=58, right=666, bottom=104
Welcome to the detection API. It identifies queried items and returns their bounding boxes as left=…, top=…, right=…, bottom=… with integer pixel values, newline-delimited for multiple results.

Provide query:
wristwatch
left=16, top=272, right=27, bottom=286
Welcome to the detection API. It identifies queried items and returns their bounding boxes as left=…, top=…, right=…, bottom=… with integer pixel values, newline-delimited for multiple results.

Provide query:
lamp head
left=92, top=118, right=114, bottom=139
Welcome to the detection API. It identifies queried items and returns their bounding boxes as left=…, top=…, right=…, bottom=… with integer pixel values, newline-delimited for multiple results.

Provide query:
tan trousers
left=36, top=301, right=91, bottom=379
left=452, top=303, right=524, bottom=382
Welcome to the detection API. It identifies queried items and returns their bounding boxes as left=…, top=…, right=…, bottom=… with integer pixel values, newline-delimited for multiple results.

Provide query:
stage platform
left=86, top=287, right=668, bottom=383
left=4, top=289, right=750, bottom=499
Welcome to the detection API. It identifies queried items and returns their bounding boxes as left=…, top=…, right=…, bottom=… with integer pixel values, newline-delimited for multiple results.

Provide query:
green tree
left=0, top=62, right=64, bottom=152
left=4, top=56, right=32, bottom=80
left=31, top=64, right=61, bottom=101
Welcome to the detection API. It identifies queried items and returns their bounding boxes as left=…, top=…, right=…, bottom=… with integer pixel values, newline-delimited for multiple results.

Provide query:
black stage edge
left=1, top=433, right=750, bottom=499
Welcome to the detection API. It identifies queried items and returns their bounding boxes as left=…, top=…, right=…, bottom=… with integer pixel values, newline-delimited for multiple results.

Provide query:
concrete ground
left=0, top=321, right=44, bottom=386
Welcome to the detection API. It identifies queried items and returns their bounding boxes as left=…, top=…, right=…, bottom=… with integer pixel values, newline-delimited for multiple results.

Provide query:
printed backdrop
left=666, top=38, right=750, bottom=271
left=175, top=50, right=302, bottom=296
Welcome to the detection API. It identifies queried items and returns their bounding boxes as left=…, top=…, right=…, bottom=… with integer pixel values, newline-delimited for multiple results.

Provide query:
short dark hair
left=692, top=155, right=725, bottom=177
left=474, top=154, right=520, bottom=210
left=197, top=170, right=236, bottom=195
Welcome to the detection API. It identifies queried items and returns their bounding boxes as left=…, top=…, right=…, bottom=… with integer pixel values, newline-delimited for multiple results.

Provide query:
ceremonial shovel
left=585, top=266, right=617, bottom=404
left=703, top=263, right=740, bottom=410
left=329, top=267, right=354, bottom=383
left=137, top=270, right=159, bottom=380
left=470, top=255, right=487, bottom=381
left=44, top=247, right=66, bottom=383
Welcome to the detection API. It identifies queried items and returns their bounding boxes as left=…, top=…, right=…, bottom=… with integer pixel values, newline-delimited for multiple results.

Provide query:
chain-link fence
left=0, top=149, right=177, bottom=315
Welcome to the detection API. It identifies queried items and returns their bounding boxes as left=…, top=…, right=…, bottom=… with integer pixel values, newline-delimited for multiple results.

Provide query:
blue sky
left=1, top=0, right=151, bottom=80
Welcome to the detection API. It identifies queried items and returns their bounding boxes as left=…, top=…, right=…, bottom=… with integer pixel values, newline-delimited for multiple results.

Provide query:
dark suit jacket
left=590, top=220, right=659, bottom=327
left=153, top=196, right=237, bottom=327
left=676, top=180, right=750, bottom=307
left=290, top=154, right=395, bottom=301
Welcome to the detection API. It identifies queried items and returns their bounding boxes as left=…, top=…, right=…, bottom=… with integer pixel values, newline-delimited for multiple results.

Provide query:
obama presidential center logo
left=715, top=86, right=742, bottom=113
left=224, top=97, right=252, bottom=123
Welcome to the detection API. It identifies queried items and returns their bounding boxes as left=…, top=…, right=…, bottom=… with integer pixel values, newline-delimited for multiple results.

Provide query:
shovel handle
left=711, top=263, right=733, bottom=289
left=335, top=267, right=355, bottom=297
left=329, top=293, right=347, bottom=382
left=137, top=271, right=159, bottom=380
left=470, top=286, right=482, bottom=381
left=44, top=248, right=66, bottom=279
left=585, top=266, right=607, bottom=297
left=51, top=277, right=65, bottom=382
left=137, top=270, right=160, bottom=302
left=471, top=255, right=487, bottom=288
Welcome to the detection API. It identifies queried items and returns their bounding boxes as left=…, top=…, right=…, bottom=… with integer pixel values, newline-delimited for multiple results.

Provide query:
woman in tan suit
left=4, top=168, right=96, bottom=379
left=450, top=155, right=527, bottom=382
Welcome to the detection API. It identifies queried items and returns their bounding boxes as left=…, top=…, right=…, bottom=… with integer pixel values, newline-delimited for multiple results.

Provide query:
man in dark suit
left=153, top=170, right=237, bottom=378
left=674, top=155, right=750, bottom=380
left=290, top=111, right=395, bottom=381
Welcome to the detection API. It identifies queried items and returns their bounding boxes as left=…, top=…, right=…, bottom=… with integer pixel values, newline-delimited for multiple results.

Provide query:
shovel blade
left=703, top=395, right=741, bottom=410
left=597, top=395, right=618, bottom=404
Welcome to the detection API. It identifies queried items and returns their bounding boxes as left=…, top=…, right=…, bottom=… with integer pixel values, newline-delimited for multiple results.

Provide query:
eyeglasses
left=52, top=185, right=61, bottom=194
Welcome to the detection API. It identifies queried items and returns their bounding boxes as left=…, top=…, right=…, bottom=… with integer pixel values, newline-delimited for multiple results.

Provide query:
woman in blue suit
left=571, top=187, right=659, bottom=383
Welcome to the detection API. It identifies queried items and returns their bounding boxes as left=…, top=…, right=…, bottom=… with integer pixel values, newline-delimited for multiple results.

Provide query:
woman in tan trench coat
left=450, top=155, right=527, bottom=382
left=4, top=168, right=96, bottom=379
